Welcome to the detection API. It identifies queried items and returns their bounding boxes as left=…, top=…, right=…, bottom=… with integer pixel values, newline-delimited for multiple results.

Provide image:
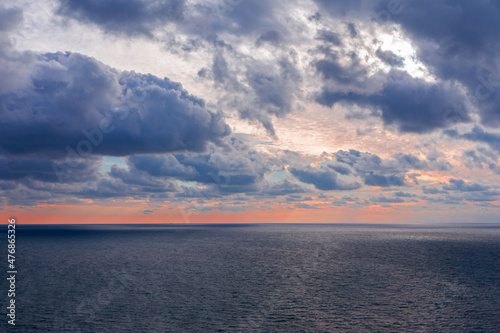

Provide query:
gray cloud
left=364, top=174, right=405, bottom=187
left=57, top=0, right=185, bottom=37
left=260, top=179, right=308, bottom=197
left=373, top=0, right=500, bottom=128
left=289, top=165, right=361, bottom=191
left=0, top=52, right=230, bottom=157
left=119, top=137, right=276, bottom=194
left=317, top=71, right=470, bottom=133
left=443, top=178, right=489, bottom=192
left=375, top=47, right=404, bottom=67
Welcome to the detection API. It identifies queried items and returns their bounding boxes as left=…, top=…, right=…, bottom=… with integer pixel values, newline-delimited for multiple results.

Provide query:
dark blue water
left=1, top=224, right=500, bottom=332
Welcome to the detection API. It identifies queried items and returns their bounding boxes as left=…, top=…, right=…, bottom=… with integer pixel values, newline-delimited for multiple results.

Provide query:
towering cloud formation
left=0, top=51, right=230, bottom=156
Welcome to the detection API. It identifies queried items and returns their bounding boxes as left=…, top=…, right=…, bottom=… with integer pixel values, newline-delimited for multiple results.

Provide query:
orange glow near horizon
left=1, top=201, right=480, bottom=225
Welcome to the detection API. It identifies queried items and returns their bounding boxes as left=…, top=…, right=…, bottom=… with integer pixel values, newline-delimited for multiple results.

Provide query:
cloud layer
left=1, top=1, right=500, bottom=219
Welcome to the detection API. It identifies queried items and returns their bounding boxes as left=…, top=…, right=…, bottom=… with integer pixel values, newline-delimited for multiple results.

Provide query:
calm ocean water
left=1, top=224, right=500, bottom=332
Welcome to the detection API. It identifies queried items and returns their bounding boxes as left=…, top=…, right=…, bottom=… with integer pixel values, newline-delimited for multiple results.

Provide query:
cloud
left=295, top=202, right=317, bottom=209
left=462, top=146, right=498, bottom=170
left=375, top=47, right=404, bottom=67
left=392, top=153, right=428, bottom=170
left=330, top=149, right=436, bottom=187
left=119, top=137, right=276, bottom=194
left=371, top=195, right=406, bottom=204
left=394, top=191, right=416, bottom=198
left=373, top=0, right=500, bottom=127
left=0, top=52, right=230, bottom=157
left=422, top=186, right=447, bottom=195
left=56, top=0, right=185, bottom=37
left=314, top=52, right=367, bottom=86
left=289, top=165, right=361, bottom=191
left=200, top=0, right=281, bottom=36
left=464, top=191, right=500, bottom=202
left=0, top=156, right=100, bottom=183
left=261, top=179, right=308, bottom=196
left=213, top=54, right=302, bottom=136
left=327, top=163, right=353, bottom=175
left=459, top=127, right=500, bottom=153
left=256, top=29, right=284, bottom=47
left=317, top=72, right=470, bottom=133
left=333, top=149, right=403, bottom=176
left=0, top=5, right=22, bottom=32
left=4, top=1, right=500, bottom=216
left=315, top=29, right=342, bottom=46
left=0, top=6, right=36, bottom=95
left=364, top=173, right=405, bottom=187
left=56, top=0, right=302, bottom=136
left=313, top=0, right=364, bottom=17
left=443, top=178, right=489, bottom=192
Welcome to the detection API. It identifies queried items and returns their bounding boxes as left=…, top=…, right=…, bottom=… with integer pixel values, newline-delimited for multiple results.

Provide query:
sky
left=1, top=0, right=500, bottom=224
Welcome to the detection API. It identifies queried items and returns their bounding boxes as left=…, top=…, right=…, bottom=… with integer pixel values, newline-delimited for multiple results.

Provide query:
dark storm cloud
left=0, top=52, right=230, bottom=157
left=317, top=71, right=470, bottom=133
left=57, top=0, right=280, bottom=38
left=289, top=165, right=361, bottom=191
left=314, top=52, right=367, bottom=86
left=313, top=0, right=500, bottom=133
left=372, top=0, right=500, bottom=128
left=56, top=0, right=185, bottom=37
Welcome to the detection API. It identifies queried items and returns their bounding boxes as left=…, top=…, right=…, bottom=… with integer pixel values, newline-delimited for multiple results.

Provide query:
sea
left=1, top=223, right=500, bottom=332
